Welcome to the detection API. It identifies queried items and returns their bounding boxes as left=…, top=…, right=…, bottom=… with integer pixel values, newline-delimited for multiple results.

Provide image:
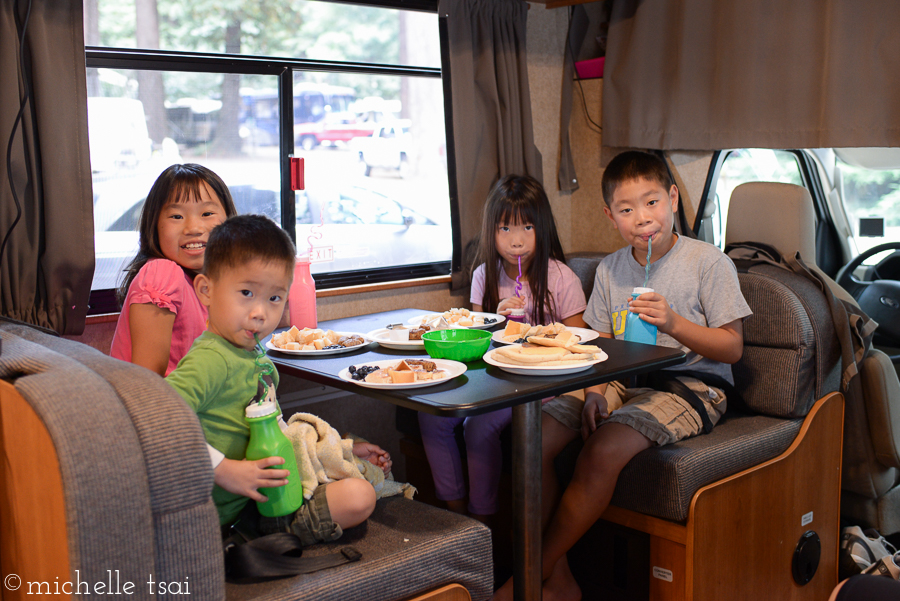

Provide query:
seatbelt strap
left=224, top=531, right=361, bottom=581
left=642, top=371, right=716, bottom=434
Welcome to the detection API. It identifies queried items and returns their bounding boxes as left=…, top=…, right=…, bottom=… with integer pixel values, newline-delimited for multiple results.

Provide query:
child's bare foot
left=543, top=557, right=581, bottom=601
left=492, top=576, right=514, bottom=601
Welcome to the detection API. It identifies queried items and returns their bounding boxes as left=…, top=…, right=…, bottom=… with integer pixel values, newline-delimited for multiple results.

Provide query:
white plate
left=491, top=326, right=600, bottom=346
left=483, top=346, right=608, bottom=376
left=407, top=311, right=505, bottom=330
left=266, top=332, right=372, bottom=356
left=339, top=359, right=467, bottom=389
left=366, top=327, right=426, bottom=350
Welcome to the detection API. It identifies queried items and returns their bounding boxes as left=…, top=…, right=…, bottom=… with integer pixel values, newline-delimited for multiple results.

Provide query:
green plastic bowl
left=421, top=328, right=492, bottom=362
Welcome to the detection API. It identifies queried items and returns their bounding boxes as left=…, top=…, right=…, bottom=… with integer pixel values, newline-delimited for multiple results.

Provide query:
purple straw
left=515, top=255, right=523, bottom=298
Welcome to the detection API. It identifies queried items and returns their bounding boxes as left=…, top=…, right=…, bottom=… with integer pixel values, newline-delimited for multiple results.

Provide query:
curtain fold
left=603, top=0, right=900, bottom=150
left=441, top=0, right=542, bottom=290
left=1, top=0, right=93, bottom=335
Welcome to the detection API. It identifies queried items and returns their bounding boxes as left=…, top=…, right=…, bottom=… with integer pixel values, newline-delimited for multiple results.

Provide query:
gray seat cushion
left=565, top=252, right=608, bottom=299
left=557, top=411, right=803, bottom=523
left=225, top=496, right=493, bottom=601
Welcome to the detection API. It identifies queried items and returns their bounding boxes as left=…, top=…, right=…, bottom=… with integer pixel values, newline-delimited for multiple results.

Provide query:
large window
left=85, top=0, right=452, bottom=313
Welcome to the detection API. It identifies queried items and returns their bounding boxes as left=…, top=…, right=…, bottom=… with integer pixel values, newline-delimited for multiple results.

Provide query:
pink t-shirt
left=110, top=259, right=208, bottom=376
left=470, top=259, right=587, bottom=324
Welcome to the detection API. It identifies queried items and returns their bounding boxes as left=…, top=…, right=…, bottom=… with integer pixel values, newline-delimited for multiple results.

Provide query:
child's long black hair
left=475, top=175, right=567, bottom=325
left=116, top=164, right=237, bottom=305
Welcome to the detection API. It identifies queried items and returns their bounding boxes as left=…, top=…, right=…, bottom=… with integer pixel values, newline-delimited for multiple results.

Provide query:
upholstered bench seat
left=226, top=496, right=493, bottom=601
left=556, top=411, right=803, bottom=523
left=611, top=412, right=803, bottom=522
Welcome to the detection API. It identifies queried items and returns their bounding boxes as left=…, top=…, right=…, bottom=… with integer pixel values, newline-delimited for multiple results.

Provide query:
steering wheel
left=835, top=242, right=900, bottom=349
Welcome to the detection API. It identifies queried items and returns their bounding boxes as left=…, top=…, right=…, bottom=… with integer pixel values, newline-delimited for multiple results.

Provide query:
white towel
left=284, top=413, right=415, bottom=500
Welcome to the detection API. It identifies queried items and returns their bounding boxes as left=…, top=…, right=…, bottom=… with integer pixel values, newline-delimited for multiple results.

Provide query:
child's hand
left=496, top=296, right=526, bottom=315
left=353, top=442, right=392, bottom=475
left=582, top=391, right=610, bottom=440
left=214, top=457, right=290, bottom=502
left=628, top=290, right=676, bottom=334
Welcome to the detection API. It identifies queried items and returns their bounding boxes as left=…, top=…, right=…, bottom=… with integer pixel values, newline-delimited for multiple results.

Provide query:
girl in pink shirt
left=110, top=164, right=237, bottom=376
left=419, top=175, right=587, bottom=523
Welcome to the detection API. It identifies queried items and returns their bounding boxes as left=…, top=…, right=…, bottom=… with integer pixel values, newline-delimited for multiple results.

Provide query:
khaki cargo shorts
left=542, top=377, right=727, bottom=446
left=255, top=482, right=343, bottom=546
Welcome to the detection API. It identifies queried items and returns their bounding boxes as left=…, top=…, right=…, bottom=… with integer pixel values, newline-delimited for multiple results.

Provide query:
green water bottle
left=245, top=401, right=304, bottom=517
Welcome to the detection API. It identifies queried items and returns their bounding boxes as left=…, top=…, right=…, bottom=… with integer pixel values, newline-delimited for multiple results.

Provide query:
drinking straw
left=643, top=236, right=652, bottom=288
left=515, top=255, right=523, bottom=298
left=253, top=334, right=275, bottom=403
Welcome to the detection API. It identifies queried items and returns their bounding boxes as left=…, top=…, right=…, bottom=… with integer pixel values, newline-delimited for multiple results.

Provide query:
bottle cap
left=245, top=400, right=278, bottom=419
left=632, top=287, right=654, bottom=296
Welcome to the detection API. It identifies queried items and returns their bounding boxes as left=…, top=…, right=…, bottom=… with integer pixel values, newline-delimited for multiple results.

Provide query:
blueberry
left=515, top=338, right=526, bottom=344
left=349, top=365, right=357, bottom=373
left=484, top=317, right=497, bottom=324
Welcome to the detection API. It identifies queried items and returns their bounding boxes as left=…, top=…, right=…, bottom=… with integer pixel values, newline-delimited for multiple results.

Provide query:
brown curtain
left=442, top=0, right=542, bottom=289
left=1, top=0, right=93, bottom=335
left=603, top=0, right=900, bottom=150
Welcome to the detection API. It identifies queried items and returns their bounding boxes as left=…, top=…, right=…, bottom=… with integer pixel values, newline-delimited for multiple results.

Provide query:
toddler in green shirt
left=167, top=214, right=388, bottom=544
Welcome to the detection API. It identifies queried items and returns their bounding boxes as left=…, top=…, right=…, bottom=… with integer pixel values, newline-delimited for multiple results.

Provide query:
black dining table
left=266, top=308, right=686, bottom=601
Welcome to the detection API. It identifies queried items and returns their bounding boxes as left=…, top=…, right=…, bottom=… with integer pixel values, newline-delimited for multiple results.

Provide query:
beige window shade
left=602, top=0, right=900, bottom=150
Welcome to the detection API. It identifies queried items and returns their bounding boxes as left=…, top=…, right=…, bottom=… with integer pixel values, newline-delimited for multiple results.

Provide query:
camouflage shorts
left=256, top=482, right=343, bottom=546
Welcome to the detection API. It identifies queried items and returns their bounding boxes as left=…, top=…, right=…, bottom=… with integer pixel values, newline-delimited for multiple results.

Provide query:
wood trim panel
left=601, top=505, right=687, bottom=545
left=689, top=392, right=843, bottom=601
left=602, top=393, right=843, bottom=601
left=649, top=537, right=686, bottom=601
left=85, top=313, right=119, bottom=325
left=404, top=583, right=472, bottom=601
left=0, top=380, right=70, bottom=601
left=316, top=275, right=451, bottom=298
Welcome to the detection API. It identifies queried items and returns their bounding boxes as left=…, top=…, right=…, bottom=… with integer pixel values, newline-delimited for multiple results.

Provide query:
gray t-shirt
left=585, top=235, right=752, bottom=385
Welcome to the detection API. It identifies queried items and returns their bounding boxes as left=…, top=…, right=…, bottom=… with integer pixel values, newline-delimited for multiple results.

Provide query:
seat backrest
left=0, top=320, right=224, bottom=595
left=724, top=183, right=841, bottom=418
left=565, top=251, right=609, bottom=300
left=725, top=182, right=818, bottom=263
left=725, top=182, right=900, bottom=533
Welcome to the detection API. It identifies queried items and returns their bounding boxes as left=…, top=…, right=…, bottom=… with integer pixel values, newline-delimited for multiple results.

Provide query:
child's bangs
left=166, top=176, right=206, bottom=205
left=497, top=203, right=537, bottom=227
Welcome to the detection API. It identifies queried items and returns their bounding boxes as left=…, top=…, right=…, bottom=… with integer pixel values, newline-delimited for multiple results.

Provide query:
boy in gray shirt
left=495, top=150, right=752, bottom=601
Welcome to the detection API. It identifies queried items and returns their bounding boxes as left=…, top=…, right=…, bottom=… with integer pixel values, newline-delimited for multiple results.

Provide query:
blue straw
left=643, top=236, right=652, bottom=288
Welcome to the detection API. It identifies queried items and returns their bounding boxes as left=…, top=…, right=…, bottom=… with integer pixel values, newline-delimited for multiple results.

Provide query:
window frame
left=85, top=0, right=457, bottom=315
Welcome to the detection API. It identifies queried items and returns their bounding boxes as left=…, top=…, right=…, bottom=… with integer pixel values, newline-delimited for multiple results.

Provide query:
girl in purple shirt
left=419, top=175, right=587, bottom=523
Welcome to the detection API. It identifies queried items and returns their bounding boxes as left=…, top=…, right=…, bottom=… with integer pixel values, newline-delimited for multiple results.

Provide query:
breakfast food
left=408, top=325, right=431, bottom=340
left=416, top=308, right=498, bottom=328
left=348, top=360, right=447, bottom=384
left=271, top=326, right=366, bottom=351
left=490, top=343, right=604, bottom=366
left=500, top=321, right=580, bottom=345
